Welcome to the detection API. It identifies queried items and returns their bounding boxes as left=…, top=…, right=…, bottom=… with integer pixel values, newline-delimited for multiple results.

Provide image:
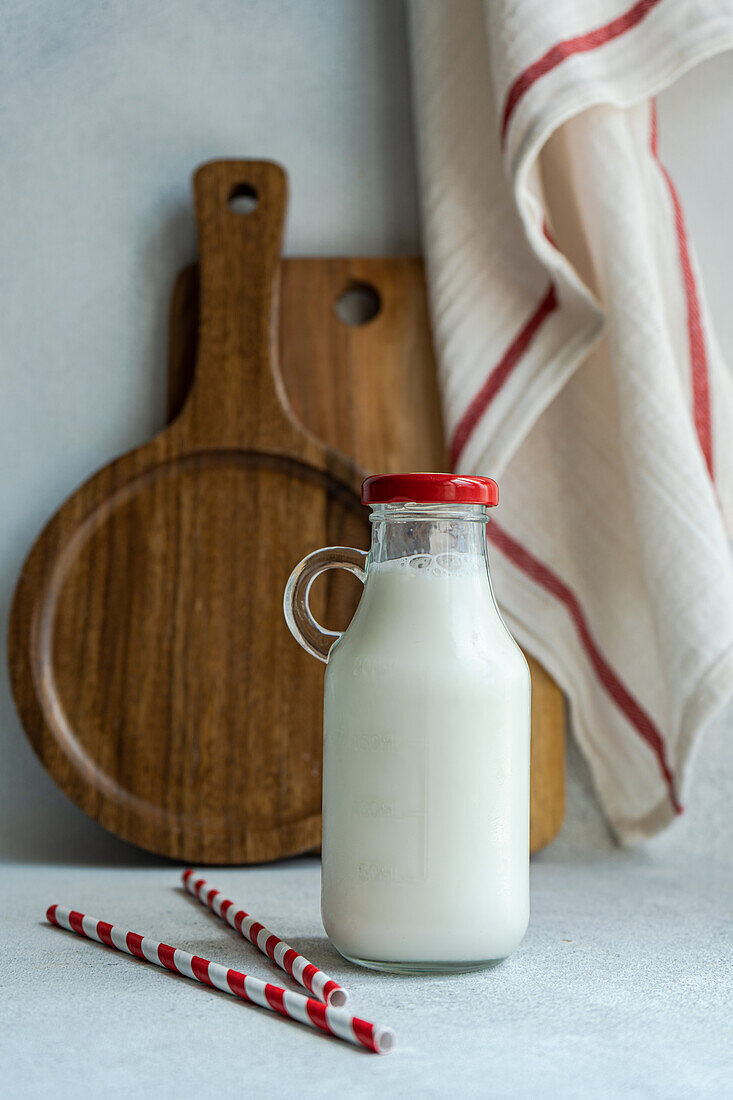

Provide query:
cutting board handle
left=175, top=159, right=302, bottom=451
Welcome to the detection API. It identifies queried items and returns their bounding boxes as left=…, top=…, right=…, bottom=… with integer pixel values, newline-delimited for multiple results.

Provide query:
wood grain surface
left=9, top=158, right=564, bottom=862
left=8, top=161, right=369, bottom=863
left=168, top=257, right=565, bottom=854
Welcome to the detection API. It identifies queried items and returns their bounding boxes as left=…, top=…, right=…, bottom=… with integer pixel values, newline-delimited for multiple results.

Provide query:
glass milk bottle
left=284, top=474, right=530, bottom=973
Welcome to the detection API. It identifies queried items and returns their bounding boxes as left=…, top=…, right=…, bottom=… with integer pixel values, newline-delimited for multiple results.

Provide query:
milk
left=321, top=552, right=530, bottom=970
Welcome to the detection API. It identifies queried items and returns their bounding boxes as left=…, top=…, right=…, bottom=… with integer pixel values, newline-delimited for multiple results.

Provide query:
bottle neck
left=368, top=503, right=491, bottom=569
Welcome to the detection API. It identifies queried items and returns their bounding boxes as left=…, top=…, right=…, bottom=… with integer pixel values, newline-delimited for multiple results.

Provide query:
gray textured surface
left=5, top=666, right=731, bottom=1098
left=3, top=854, right=731, bottom=1099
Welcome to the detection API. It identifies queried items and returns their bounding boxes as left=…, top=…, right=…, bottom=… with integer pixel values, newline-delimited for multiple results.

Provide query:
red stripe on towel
left=501, top=0, right=663, bottom=145
left=450, top=283, right=557, bottom=469
left=488, top=520, right=682, bottom=813
left=649, top=100, right=713, bottom=479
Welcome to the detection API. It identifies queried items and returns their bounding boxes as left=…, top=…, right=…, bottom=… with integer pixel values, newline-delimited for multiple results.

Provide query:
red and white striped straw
left=46, top=905, right=394, bottom=1054
left=182, top=869, right=347, bottom=1008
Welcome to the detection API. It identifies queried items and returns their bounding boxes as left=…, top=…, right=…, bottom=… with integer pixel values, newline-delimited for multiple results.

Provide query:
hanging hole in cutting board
left=228, top=183, right=258, bottom=215
left=334, top=282, right=381, bottom=326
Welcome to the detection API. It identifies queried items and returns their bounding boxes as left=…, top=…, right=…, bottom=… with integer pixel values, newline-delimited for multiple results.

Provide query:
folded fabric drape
left=409, top=0, right=733, bottom=839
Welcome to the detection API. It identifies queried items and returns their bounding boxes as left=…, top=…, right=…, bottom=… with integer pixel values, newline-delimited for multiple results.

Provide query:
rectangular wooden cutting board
left=168, top=257, right=565, bottom=853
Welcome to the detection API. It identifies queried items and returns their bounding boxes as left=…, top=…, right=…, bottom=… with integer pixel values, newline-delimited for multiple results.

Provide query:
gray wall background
left=1, top=0, right=731, bottom=862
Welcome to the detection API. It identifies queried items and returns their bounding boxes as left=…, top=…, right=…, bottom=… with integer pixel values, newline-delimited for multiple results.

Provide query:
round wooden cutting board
left=8, top=161, right=369, bottom=863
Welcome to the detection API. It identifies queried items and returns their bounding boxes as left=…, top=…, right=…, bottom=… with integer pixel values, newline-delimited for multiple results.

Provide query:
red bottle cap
left=361, top=473, right=499, bottom=506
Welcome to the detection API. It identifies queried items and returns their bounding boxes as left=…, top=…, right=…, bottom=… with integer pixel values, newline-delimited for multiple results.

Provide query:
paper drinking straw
left=182, top=869, right=348, bottom=1008
left=46, top=905, right=394, bottom=1054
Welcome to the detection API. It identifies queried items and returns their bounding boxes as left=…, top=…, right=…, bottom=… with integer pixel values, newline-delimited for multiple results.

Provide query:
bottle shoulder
left=325, top=565, right=529, bottom=679
left=327, top=608, right=529, bottom=682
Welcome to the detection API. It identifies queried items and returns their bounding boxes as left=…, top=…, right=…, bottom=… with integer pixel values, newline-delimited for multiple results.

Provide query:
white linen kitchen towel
left=409, top=0, right=733, bottom=839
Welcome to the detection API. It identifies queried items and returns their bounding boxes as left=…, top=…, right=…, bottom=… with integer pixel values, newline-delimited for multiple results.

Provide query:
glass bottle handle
left=283, top=546, right=368, bottom=663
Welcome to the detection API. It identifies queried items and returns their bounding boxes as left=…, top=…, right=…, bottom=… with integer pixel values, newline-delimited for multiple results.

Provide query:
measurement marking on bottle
left=358, top=862, right=394, bottom=883
left=354, top=797, right=395, bottom=817
left=356, top=732, right=393, bottom=752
